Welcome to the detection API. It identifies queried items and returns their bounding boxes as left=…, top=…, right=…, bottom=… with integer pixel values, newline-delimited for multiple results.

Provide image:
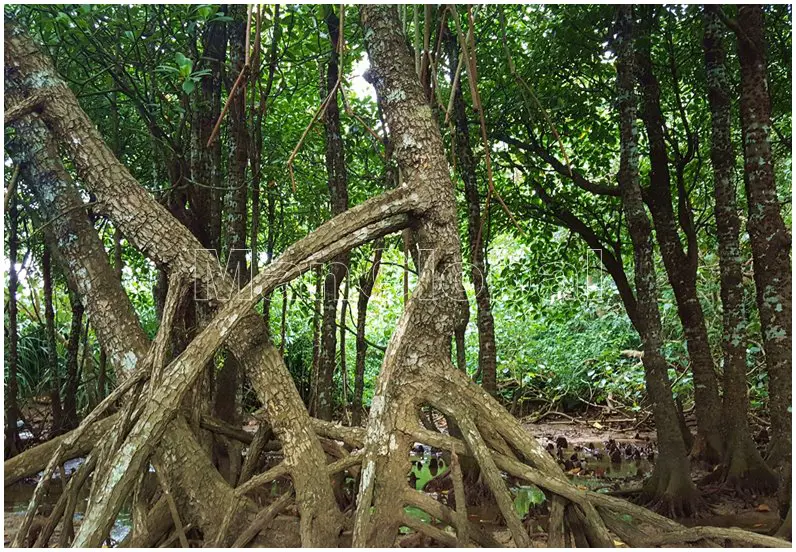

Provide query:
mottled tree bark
left=224, top=3, right=250, bottom=284
left=5, top=25, right=345, bottom=546
left=352, top=7, right=612, bottom=546
left=447, top=27, right=498, bottom=395
left=736, top=4, right=792, bottom=474
left=216, top=1, right=249, bottom=422
left=6, top=112, right=257, bottom=544
left=190, top=10, right=227, bottom=251
left=312, top=6, right=350, bottom=421
left=703, top=6, right=777, bottom=491
left=615, top=6, right=699, bottom=516
left=635, top=10, right=722, bottom=463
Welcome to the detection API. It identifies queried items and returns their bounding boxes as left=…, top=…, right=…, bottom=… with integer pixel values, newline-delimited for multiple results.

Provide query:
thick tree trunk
left=702, top=6, right=777, bottom=491
left=351, top=7, right=612, bottom=547
left=736, top=4, right=793, bottom=474
left=447, top=27, right=498, bottom=395
left=615, top=6, right=699, bottom=516
left=5, top=190, right=21, bottom=458
left=7, top=113, right=257, bottom=544
left=5, top=26, right=347, bottom=546
left=312, top=6, right=350, bottom=421
left=190, top=10, right=226, bottom=251
left=353, top=242, right=383, bottom=427
left=635, top=11, right=722, bottom=463
left=42, top=246, right=64, bottom=437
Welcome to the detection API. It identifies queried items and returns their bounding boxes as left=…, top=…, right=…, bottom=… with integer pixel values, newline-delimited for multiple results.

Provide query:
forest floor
left=4, top=408, right=781, bottom=547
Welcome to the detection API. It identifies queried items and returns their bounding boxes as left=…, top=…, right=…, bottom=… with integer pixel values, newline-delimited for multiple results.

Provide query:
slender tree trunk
left=614, top=6, right=699, bottom=516
left=5, top=191, right=22, bottom=457
left=339, top=275, right=350, bottom=422
left=215, top=6, right=249, bottom=480
left=635, top=10, right=722, bottom=463
left=736, top=4, right=793, bottom=475
left=224, top=5, right=249, bottom=284
left=42, top=246, right=64, bottom=437
left=312, top=6, right=350, bottom=421
left=703, top=6, right=777, bottom=491
left=189, top=9, right=226, bottom=457
left=447, top=27, right=498, bottom=395
left=353, top=242, right=383, bottom=426
left=62, top=287, right=84, bottom=431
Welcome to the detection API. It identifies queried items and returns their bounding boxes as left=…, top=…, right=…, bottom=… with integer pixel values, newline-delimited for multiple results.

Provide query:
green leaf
left=181, top=79, right=195, bottom=95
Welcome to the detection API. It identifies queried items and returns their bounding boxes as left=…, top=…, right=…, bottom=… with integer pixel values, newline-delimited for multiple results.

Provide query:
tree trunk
left=213, top=4, right=249, bottom=482
left=736, top=4, right=793, bottom=474
left=353, top=242, right=383, bottom=426
left=190, top=10, right=226, bottom=251
left=7, top=112, right=259, bottom=544
left=312, top=6, right=350, bottom=421
left=702, top=6, right=777, bottom=492
left=635, top=10, right=722, bottom=463
left=63, top=287, right=84, bottom=431
left=5, top=190, right=21, bottom=458
left=614, top=6, right=699, bottom=517
left=351, top=7, right=613, bottom=546
left=447, top=26, right=498, bottom=395
left=6, top=26, right=345, bottom=546
left=42, top=246, right=64, bottom=437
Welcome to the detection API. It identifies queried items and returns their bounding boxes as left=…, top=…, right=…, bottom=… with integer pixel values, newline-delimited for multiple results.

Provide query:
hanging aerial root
left=152, top=459, right=189, bottom=548
left=449, top=450, right=468, bottom=546
left=36, top=454, right=98, bottom=547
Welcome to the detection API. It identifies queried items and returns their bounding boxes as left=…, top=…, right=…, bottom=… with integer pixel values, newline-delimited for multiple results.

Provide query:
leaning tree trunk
left=312, top=6, right=350, bottom=421
left=702, top=6, right=777, bottom=492
left=5, top=23, right=343, bottom=546
left=736, top=4, right=793, bottom=475
left=5, top=189, right=21, bottom=458
left=614, top=6, right=699, bottom=517
left=447, top=26, right=498, bottom=396
left=6, top=112, right=259, bottom=545
left=635, top=11, right=723, bottom=463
